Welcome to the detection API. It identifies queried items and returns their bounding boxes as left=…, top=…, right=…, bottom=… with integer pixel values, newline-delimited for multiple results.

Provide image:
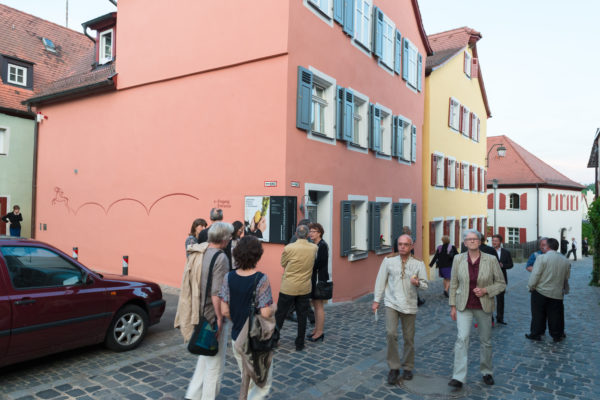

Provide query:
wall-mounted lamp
left=486, top=143, right=507, bottom=167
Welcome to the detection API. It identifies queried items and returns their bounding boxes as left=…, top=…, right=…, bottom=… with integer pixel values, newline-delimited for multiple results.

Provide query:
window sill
left=348, top=250, right=368, bottom=262
left=376, top=246, right=393, bottom=255
left=310, top=131, right=335, bottom=141
left=349, top=142, right=367, bottom=150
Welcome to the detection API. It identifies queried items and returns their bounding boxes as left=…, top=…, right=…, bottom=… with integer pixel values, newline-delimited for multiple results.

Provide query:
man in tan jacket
left=274, top=225, right=317, bottom=351
left=372, top=234, right=428, bottom=384
left=526, top=238, right=570, bottom=342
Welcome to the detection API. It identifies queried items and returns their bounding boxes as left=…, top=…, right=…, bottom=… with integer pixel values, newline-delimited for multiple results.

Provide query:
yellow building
left=422, top=27, right=491, bottom=277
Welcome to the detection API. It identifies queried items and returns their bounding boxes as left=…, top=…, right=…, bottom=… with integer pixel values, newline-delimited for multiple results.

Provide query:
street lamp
left=486, top=143, right=507, bottom=167
left=493, top=178, right=498, bottom=235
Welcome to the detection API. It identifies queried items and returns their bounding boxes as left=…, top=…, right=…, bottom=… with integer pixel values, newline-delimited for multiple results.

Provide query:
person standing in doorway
left=373, top=234, right=428, bottom=384
left=2, top=205, right=23, bottom=237
left=491, top=234, right=513, bottom=325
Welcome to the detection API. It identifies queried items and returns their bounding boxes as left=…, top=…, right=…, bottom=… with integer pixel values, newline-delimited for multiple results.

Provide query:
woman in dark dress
left=429, top=235, right=458, bottom=297
left=307, top=223, right=329, bottom=342
left=219, top=235, right=274, bottom=399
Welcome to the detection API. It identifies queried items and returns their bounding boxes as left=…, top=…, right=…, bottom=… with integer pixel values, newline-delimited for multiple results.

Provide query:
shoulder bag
left=313, top=280, right=333, bottom=300
left=187, top=250, right=222, bottom=356
left=248, top=272, right=279, bottom=353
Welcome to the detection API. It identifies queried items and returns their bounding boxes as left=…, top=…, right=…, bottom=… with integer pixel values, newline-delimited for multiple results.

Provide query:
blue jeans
left=9, top=227, right=21, bottom=237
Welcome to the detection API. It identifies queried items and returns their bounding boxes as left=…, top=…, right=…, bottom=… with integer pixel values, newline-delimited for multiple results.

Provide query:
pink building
left=27, top=0, right=431, bottom=301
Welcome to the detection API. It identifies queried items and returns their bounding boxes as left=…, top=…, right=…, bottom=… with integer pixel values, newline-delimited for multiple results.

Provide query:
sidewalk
left=1, top=257, right=599, bottom=399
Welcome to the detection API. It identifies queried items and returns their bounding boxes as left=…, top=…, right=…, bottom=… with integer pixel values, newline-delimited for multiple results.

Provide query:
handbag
left=313, top=280, right=333, bottom=300
left=248, top=272, right=279, bottom=353
left=187, top=251, right=223, bottom=356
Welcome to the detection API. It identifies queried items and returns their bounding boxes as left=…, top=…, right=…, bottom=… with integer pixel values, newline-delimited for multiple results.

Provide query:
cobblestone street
left=1, top=257, right=599, bottom=400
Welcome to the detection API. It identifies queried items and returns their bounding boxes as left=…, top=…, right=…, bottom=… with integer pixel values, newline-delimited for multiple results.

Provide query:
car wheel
left=105, top=304, right=149, bottom=351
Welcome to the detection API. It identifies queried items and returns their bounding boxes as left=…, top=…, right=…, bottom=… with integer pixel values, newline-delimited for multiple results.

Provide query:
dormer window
left=7, top=63, right=27, bottom=86
left=42, top=37, right=56, bottom=53
left=99, top=29, right=114, bottom=64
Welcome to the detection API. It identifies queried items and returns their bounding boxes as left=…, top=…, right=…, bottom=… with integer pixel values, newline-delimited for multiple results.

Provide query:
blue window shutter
left=394, top=30, right=402, bottom=74
left=392, top=203, right=403, bottom=246
left=398, top=118, right=404, bottom=157
left=411, top=125, right=417, bottom=162
left=336, top=86, right=344, bottom=139
left=368, top=103, right=374, bottom=149
left=368, top=202, right=381, bottom=251
left=410, top=203, right=417, bottom=244
left=370, top=105, right=381, bottom=152
left=334, top=0, right=344, bottom=24
left=342, top=0, right=355, bottom=36
left=343, top=89, right=354, bottom=141
left=340, top=201, right=352, bottom=256
left=391, top=116, right=398, bottom=157
left=296, top=66, right=313, bottom=132
left=417, top=53, right=423, bottom=92
left=372, top=6, right=383, bottom=58
left=402, top=38, right=409, bottom=81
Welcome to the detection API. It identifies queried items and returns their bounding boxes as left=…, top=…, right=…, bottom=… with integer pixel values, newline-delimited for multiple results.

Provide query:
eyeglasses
left=464, top=238, right=480, bottom=242
left=398, top=243, right=412, bottom=247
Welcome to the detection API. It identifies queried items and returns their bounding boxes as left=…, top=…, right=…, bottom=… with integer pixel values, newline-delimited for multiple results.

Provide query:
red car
left=0, top=237, right=166, bottom=367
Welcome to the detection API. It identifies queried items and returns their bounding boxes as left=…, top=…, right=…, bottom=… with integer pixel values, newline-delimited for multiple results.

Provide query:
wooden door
left=0, top=197, right=7, bottom=235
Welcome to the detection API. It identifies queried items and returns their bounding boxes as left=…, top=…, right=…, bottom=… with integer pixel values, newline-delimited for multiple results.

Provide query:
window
left=350, top=201, right=367, bottom=251
left=0, top=128, right=7, bottom=155
left=407, top=40, right=418, bottom=88
left=1, top=246, right=84, bottom=289
left=461, top=106, right=470, bottom=136
left=99, top=29, right=114, bottom=64
left=448, top=159, right=456, bottom=188
left=308, top=0, right=331, bottom=17
left=354, top=0, right=371, bottom=48
left=297, top=67, right=336, bottom=139
left=399, top=118, right=411, bottom=161
left=473, top=166, right=478, bottom=192
left=341, top=198, right=368, bottom=259
left=7, top=63, right=27, bottom=86
left=449, top=98, right=460, bottom=130
left=462, top=163, right=470, bottom=190
left=380, top=15, right=395, bottom=69
left=312, top=85, right=327, bottom=134
left=379, top=108, right=392, bottom=156
left=464, top=51, right=472, bottom=78
left=42, top=37, right=56, bottom=52
left=508, top=194, right=519, bottom=209
left=378, top=201, right=392, bottom=250
left=431, top=154, right=444, bottom=187
left=352, top=94, right=369, bottom=148
left=507, top=228, right=519, bottom=244
left=470, top=113, right=478, bottom=141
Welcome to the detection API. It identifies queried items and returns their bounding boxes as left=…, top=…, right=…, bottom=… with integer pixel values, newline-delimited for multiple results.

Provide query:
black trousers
left=275, top=293, right=311, bottom=347
left=496, top=291, right=505, bottom=322
left=566, top=249, right=577, bottom=260
left=530, top=290, right=564, bottom=339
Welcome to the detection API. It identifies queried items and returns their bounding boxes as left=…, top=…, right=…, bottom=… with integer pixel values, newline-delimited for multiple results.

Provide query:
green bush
left=582, top=221, right=594, bottom=254
left=588, top=198, right=600, bottom=286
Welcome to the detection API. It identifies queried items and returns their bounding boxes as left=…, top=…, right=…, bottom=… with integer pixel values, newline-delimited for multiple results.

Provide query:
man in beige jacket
left=526, top=238, right=570, bottom=342
left=372, top=234, right=428, bottom=384
left=274, top=225, right=318, bottom=351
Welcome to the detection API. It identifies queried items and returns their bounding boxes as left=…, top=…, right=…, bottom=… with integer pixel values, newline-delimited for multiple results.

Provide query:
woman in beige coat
left=448, top=229, right=506, bottom=389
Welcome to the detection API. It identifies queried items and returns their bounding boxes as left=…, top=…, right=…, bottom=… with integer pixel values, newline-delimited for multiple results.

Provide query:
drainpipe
left=31, top=113, right=39, bottom=239
left=536, top=184, right=539, bottom=239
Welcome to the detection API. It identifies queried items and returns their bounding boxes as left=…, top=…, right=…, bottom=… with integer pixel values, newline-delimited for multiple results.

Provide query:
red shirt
left=466, top=255, right=482, bottom=309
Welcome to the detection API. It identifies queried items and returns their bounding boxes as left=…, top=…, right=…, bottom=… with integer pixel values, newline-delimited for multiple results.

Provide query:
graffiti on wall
left=51, top=187, right=200, bottom=216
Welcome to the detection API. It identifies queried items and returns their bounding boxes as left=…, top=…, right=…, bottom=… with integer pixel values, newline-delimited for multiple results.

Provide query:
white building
left=486, top=135, right=585, bottom=257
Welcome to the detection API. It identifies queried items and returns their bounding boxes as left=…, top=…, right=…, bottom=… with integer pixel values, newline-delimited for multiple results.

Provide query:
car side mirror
left=81, top=272, right=93, bottom=285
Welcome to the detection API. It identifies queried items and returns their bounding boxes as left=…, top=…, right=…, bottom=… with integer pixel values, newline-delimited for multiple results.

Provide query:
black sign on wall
left=269, top=196, right=297, bottom=244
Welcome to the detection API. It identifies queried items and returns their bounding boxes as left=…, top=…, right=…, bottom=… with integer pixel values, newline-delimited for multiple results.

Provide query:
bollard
left=122, top=255, right=129, bottom=275
left=72, top=247, right=78, bottom=260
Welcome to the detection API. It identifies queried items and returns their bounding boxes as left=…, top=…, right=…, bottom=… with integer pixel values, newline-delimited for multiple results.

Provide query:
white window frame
left=350, top=89, right=369, bottom=149
left=479, top=168, right=485, bottom=192
left=376, top=197, right=392, bottom=251
left=7, top=63, right=27, bottom=86
left=407, top=39, right=419, bottom=88
left=464, top=50, right=472, bottom=78
left=308, top=67, right=336, bottom=142
left=0, top=127, right=9, bottom=155
left=380, top=15, right=395, bottom=70
left=462, top=163, right=470, bottom=191
left=378, top=105, right=392, bottom=156
left=461, top=106, right=470, bottom=136
left=348, top=195, right=368, bottom=256
left=449, top=98, right=460, bottom=131
left=354, top=0, right=372, bottom=49
left=99, top=29, right=114, bottom=64
left=471, top=113, right=478, bottom=142
left=308, top=0, right=332, bottom=18
left=473, top=165, right=478, bottom=192
left=398, top=115, right=412, bottom=162
left=507, top=227, right=519, bottom=244
left=433, top=153, right=444, bottom=187
left=448, top=158, right=456, bottom=188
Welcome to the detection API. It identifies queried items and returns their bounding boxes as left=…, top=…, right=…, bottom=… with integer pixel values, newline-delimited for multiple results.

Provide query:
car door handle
left=15, top=299, right=36, bottom=305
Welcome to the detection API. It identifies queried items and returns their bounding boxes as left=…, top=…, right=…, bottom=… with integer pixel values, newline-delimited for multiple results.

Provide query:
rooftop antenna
left=65, top=0, right=69, bottom=28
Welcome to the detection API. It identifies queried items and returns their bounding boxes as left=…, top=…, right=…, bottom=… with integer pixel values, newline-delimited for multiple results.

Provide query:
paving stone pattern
left=1, top=257, right=599, bottom=399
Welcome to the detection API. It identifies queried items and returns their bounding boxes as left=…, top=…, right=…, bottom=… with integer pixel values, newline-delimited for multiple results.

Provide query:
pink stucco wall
left=35, top=0, right=427, bottom=302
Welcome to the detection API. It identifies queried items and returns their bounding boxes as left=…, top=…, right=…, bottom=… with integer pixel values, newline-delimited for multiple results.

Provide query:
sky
left=1, top=0, right=597, bottom=185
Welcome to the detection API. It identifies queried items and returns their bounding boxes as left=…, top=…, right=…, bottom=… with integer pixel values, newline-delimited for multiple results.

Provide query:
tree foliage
left=588, top=198, right=600, bottom=286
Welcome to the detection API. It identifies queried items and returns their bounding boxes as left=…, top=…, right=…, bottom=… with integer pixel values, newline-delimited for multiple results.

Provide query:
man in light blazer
left=526, top=238, right=570, bottom=342
left=491, top=234, right=513, bottom=325
left=448, top=229, right=506, bottom=389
